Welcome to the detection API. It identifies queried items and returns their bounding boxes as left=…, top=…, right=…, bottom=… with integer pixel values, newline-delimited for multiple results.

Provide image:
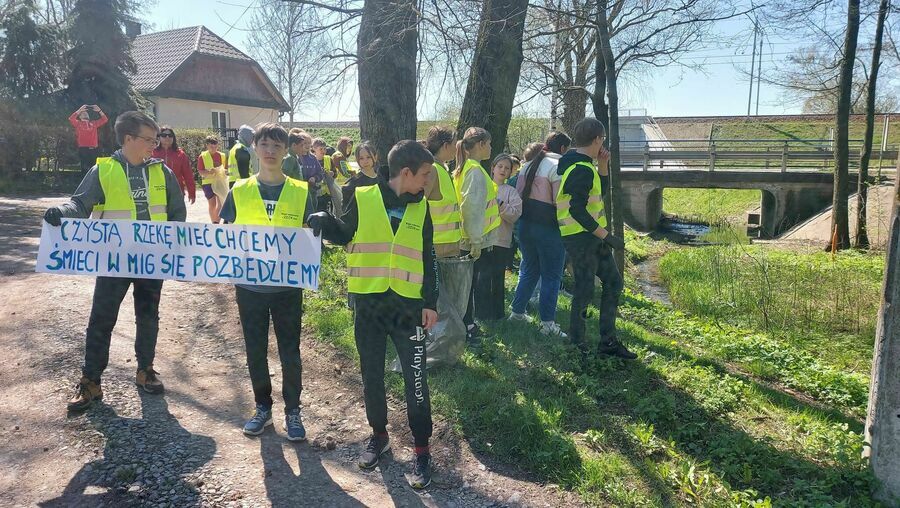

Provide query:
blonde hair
left=454, top=127, right=491, bottom=177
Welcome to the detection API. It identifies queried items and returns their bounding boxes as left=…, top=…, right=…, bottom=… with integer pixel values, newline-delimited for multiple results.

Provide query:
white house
left=130, top=25, right=289, bottom=133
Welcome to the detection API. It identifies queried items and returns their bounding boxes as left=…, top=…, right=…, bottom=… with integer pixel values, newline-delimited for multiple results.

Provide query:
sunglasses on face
left=159, top=133, right=174, bottom=138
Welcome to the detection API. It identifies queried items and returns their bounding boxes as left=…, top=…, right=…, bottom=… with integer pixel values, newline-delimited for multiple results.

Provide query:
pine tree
left=0, top=0, right=65, bottom=99
left=65, top=0, right=136, bottom=118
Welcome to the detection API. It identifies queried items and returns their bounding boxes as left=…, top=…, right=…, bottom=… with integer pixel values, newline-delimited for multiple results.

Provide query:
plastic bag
left=391, top=256, right=473, bottom=371
left=210, top=168, right=229, bottom=201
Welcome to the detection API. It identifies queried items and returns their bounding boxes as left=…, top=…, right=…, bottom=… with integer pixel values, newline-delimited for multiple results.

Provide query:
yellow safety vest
left=227, top=142, right=246, bottom=183
left=556, top=161, right=606, bottom=236
left=90, top=157, right=168, bottom=221
left=347, top=185, right=426, bottom=299
left=232, top=176, right=309, bottom=227
left=199, top=150, right=221, bottom=185
left=428, top=162, right=461, bottom=245
left=454, top=159, right=500, bottom=239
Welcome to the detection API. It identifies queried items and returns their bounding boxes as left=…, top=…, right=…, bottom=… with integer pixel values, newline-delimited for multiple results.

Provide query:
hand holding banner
left=36, top=219, right=322, bottom=290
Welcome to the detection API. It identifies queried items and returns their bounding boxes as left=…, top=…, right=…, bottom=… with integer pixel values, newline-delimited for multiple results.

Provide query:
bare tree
left=857, top=0, right=891, bottom=248
left=457, top=0, right=529, bottom=155
left=247, top=0, right=330, bottom=123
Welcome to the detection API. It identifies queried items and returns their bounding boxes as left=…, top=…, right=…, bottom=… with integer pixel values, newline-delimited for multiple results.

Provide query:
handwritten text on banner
left=36, top=219, right=321, bottom=290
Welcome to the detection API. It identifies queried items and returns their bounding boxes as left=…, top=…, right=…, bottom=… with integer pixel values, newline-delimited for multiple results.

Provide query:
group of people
left=43, top=110, right=631, bottom=491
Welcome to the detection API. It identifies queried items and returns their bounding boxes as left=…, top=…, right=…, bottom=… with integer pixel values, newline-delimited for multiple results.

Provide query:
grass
left=658, top=246, right=884, bottom=376
left=662, top=189, right=761, bottom=224
left=711, top=121, right=900, bottom=149
left=305, top=246, right=883, bottom=507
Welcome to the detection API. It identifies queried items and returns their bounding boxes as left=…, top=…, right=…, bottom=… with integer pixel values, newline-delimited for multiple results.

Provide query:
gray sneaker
left=539, top=321, right=568, bottom=338
left=243, top=404, right=273, bottom=436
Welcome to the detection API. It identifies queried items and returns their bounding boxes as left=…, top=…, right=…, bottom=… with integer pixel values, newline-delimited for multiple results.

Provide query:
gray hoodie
left=56, top=150, right=187, bottom=222
left=238, top=124, right=259, bottom=175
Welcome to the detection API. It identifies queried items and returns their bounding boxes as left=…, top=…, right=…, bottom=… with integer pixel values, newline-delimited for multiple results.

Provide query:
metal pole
left=864, top=163, right=900, bottom=502
left=878, top=114, right=889, bottom=180
left=747, top=24, right=758, bottom=118
left=756, top=31, right=763, bottom=115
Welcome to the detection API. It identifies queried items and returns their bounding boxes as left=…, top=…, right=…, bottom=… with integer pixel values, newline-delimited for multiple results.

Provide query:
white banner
left=36, top=219, right=321, bottom=290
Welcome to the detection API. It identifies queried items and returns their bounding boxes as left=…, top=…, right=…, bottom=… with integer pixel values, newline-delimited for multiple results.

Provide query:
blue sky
left=144, top=0, right=796, bottom=120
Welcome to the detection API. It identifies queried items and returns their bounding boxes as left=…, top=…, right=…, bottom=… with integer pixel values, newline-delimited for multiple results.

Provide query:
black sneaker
left=408, top=453, right=432, bottom=489
left=598, top=340, right=638, bottom=360
left=358, top=434, right=390, bottom=469
left=466, top=325, right=482, bottom=349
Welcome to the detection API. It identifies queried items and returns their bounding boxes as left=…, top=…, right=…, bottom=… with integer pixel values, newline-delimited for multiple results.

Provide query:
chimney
left=125, top=20, right=142, bottom=39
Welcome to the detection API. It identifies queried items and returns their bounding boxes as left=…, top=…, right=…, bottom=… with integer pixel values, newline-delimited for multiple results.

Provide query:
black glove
left=44, top=207, right=62, bottom=227
left=306, top=212, right=330, bottom=237
left=603, top=232, right=625, bottom=250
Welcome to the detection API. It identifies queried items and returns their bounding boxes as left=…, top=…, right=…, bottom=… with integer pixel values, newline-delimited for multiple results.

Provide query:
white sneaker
left=539, top=321, right=567, bottom=338
left=508, top=312, right=532, bottom=323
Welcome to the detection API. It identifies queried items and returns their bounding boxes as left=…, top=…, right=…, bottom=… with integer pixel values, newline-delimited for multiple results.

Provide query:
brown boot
left=135, top=366, right=165, bottom=394
left=67, top=377, right=102, bottom=412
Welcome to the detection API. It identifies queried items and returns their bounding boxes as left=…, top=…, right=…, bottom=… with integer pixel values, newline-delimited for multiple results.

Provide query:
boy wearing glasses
left=43, top=111, right=187, bottom=411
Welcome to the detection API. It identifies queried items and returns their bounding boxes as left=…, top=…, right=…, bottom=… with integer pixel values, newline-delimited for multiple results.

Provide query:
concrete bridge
left=619, top=170, right=858, bottom=237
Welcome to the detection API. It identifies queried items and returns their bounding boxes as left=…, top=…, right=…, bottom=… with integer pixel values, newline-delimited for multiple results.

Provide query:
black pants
left=82, top=276, right=163, bottom=383
left=78, top=147, right=99, bottom=173
left=463, top=248, right=495, bottom=326
left=563, top=235, right=624, bottom=351
left=235, top=287, right=303, bottom=411
left=354, top=293, right=432, bottom=446
left=476, top=246, right=509, bottom=321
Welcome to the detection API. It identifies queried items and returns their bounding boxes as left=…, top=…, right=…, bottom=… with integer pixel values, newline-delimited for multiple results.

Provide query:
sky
left=144, top=0, right=801, bottom=121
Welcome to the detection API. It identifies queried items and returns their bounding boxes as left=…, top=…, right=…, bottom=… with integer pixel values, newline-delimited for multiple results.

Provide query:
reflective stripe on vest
left=227, top=143, right=245, bottom=183
left=232, top=176, right=309, bottom=227
left=556, top=161, right=606, bottom=236
left=90, top=158, right=168, bottom=221
left=427, top=162, right=461, bottom=245
left=200, top=150, right=220, bottom=185
left=347, top=184, right=426, bottom=299
left=454, top=159, right=500, bottom=239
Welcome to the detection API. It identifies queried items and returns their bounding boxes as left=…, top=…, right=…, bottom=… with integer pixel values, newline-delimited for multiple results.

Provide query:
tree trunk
left=596, top=0, right=624, bottom=274
left=832, top=0, right=860, bottom=251
left=856, top=0, right=888, bottom=249
left=864, top=161, right=900, bottom=502
left=357, top=0, right=419, bottom=163
left=457, top=0, right=529, bottom=158
left=591, top=34, right=612, bottom=221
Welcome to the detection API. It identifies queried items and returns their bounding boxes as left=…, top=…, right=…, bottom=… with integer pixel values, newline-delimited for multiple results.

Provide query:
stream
left=630, top=217, right=714, bottom=306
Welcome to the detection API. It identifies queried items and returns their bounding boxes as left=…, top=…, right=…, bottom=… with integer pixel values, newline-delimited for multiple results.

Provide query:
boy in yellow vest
left=307, top=140, right=438, bottom=489
left=43, top=111, right=187, bottom=411
left=219, top=123, right=316, bottom=441
left=556, top=118, right=634, bottom=362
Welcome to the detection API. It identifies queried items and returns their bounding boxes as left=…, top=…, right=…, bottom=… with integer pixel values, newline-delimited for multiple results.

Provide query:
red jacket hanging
left=152, top=146, right=196, bottom=202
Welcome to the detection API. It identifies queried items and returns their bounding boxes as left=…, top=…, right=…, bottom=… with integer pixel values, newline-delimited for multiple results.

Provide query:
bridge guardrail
left=618, top=139, right=898, bottom=172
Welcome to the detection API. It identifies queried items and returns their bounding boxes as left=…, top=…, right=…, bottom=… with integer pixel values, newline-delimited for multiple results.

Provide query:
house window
left=211, top=110, right=228, bottom=131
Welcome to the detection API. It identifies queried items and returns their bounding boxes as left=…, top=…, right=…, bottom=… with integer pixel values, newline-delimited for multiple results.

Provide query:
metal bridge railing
left=618, top=139, right=899, bottom=173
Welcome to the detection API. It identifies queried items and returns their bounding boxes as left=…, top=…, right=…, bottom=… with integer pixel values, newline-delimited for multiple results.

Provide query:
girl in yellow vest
left=307, top=140, right=438, bottom=489
left=454, top=127, right=501, bottom=346
left=43, top=111, right=187, bottom=411
left=197, top=135, right=227, bottom=223
left=218, top=123, right=316, bottom=441
left=424, top=125, right=462, bottom=258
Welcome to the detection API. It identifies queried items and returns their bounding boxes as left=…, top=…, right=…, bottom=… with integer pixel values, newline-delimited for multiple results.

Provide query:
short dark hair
left=571, top=118, right=606, bottom=147
left=253, top=122, right=289, bottom=146
left=388, top=140, right=434, bottom=178
left=544, top=131, right=571, bottom=154
left=425, top=125, right=455, bottom=155
left=288, top=129, right=310, bottom=146
left=115, top=111, right=159, bottom=145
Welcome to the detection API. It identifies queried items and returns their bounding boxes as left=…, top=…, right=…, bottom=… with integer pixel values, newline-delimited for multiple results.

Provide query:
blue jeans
left=511, top=221, right=566, bottom=321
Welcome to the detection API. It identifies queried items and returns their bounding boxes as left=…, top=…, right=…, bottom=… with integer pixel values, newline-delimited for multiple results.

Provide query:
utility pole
left=747, top=21, right=758, bottom=118
left=865, top=164, right=900, bottom=503
left=755, top=28, right=762, bottom=115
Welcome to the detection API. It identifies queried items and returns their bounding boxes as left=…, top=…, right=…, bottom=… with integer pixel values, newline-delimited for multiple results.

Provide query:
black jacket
left=320, top=174, right=438, bottom=311
left=557, top=150, right=610, bottom=240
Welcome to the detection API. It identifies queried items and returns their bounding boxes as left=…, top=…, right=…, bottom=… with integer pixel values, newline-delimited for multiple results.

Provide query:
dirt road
left=0, top=196, right=579, bottom=507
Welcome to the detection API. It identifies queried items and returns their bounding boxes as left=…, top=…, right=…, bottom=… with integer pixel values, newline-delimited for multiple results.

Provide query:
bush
left=0, top=101, right=79, bottom=176
left=173, top=128, right=220, bottom=163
